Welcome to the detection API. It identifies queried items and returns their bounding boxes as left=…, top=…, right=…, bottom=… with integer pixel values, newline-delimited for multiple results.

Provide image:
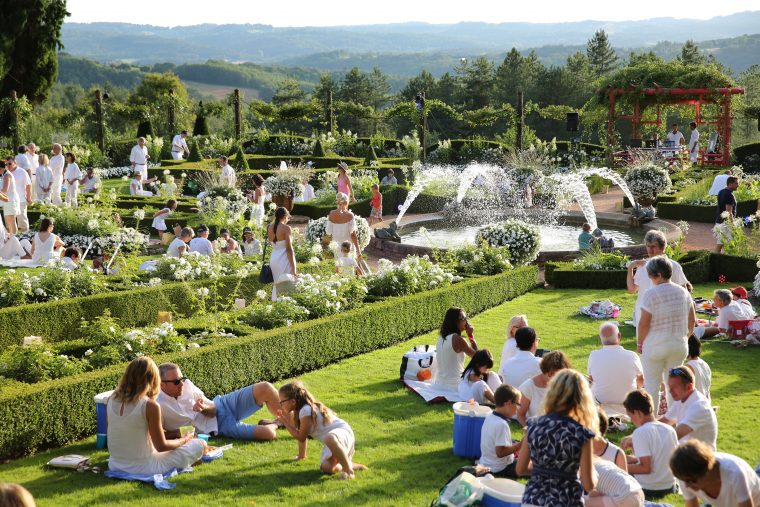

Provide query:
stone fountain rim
left=368, top=211, right=682, bottom=263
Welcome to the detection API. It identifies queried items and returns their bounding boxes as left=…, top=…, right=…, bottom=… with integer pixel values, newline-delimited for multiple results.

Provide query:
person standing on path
left=49, top=144, right=65, bottom=206
left=688, top=122, right=700, bottom=163
left=714, top=176, right=738, bottom=253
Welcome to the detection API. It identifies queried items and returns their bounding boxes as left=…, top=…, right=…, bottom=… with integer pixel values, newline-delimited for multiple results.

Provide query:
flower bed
left=0, top=265, right=538, bottom=459
left=475, top=220, right=541, bottom=266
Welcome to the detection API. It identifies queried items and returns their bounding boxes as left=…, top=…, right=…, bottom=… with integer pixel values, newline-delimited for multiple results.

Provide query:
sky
left=66, top=0, right=755, bottom=27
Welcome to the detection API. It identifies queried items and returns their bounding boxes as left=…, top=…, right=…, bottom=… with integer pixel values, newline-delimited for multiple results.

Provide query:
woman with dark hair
left=267, top=206, right=297, bottom=301
left=250, top=173, right=266, bottom=226
left=432, top=307, right=478, bottom=391
left=459, top=349, right=499, bottom=404
left=30, top=217, right=64, bottom=265
left=336, top=162, right=355, bottom=203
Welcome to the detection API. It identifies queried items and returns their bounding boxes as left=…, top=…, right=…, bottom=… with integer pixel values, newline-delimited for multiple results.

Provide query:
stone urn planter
left=272, top=194, right=294, bottom=211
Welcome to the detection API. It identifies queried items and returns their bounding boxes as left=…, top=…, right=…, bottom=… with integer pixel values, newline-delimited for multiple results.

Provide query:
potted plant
left=624, top=163, right=672, bottom=207
left=264, top=173, right=302, bottom=211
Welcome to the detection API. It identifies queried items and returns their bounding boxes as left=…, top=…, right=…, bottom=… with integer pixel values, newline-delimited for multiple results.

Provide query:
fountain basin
left=369, top=211, right=681, bottom=263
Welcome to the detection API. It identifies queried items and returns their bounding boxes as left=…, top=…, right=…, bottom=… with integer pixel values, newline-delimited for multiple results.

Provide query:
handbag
left=400, top=344, right=436, bottom=380
left=258, top=239, right=274, bottom=284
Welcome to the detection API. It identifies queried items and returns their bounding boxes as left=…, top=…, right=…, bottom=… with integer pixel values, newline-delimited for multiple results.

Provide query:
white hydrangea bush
left=475, top=219, right=541, bottom=266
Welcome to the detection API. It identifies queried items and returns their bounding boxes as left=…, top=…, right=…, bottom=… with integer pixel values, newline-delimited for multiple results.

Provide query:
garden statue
left=374, top=222, right=401, bottom=242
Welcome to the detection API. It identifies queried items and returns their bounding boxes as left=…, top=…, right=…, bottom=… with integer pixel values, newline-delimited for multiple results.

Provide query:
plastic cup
left=197, top=433, right=209, bottom=442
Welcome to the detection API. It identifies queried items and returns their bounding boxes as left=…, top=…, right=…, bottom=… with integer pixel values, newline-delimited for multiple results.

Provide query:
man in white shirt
left=708, top=170, right=732, bottom=197
left=671, top=440, right=760, bottom=507
left=730, top=286, right=756, bottom=318
left=622, top=389, right=679, bottom=499
left=188, top=224, right=215, bottom=256
left=587, top=322, right=644, bottom=415
left=627, top=230, right=689, bottom=326
left=171, top=130, right=190, bottom=160
left=501, top=327, right=541, bottom=388
left=659, top=366, right=718, bottom=450
left=156, top=362, right=280, bottom=441
left=219, top=156, right=237, bottom=187
left=49, top=144, right=65, bottom=206
left=688, top=122, right=700, bottom=163
left=9, top=158, right=32, bottom=232
left=129, top=137, right=150, bottom=180
left=14, top=145, right=31, bottom=176
left=665, top=123, right=685, bottom=147
left=696, top=289, right=754, bottom=338
left=81, top=168, right=101, bottom=193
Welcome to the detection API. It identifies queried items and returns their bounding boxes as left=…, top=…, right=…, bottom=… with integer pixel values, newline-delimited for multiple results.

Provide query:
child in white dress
left=458, top=349, right=500, bottom=404
left=277, top=381, right=367, bottom=480
left=335, top=241, right=363, bottom=276
left=152, top=199, right=177, bottom=240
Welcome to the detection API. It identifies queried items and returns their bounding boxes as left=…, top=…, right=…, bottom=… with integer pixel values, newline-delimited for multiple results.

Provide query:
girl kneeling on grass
left=277, top=381, right=367, bottom=480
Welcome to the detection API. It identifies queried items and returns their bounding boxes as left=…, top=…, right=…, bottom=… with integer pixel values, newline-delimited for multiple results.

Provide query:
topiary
left=313, top=138, right=326, bottom=157
left=193, top=101, right=209, bottom=136
left=364, top=145, right=378, bottom=166
left=230, top=144, right=249, bottom=170
left=187, top=140, right=202, bottom=162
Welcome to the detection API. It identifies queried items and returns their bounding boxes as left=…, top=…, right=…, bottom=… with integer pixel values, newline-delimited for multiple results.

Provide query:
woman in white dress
left=268, top=207, right=297, bottom=301
left=35, top=154, right=53, bottom=203
left=30, top=217, right=64, bottom=265
left=515, top=351, right=571, bottom=427
left=1, top=158, right=21, bottom=235
left=107, top=356, right=206, bottom=476
left=432, top=307, right=478, bottom=391
left=326, top=192, right=362, bottom=259
left=249, top=174, right=266, bottom=226
left=63, top=152, right=82, bottom=207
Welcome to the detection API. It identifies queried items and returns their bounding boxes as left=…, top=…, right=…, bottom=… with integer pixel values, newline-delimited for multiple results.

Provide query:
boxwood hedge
left=545, top=250, right=734, bottom=289
left=656, top=199, right=758, bottom=223
left=0, top=265, right=537, bottom=459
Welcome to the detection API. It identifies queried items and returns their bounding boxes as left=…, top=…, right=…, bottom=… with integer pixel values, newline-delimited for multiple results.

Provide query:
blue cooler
left=452, top=401, right=491, bottom=458
left=479, top=477, right=524, bottom=507
left=94, top=390, right=114, bottom=449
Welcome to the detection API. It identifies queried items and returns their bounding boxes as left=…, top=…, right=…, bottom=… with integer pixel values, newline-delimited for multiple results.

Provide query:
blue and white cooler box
left=452, top=401, right=491, bottom=459
left=478, top=477, right=524, bottom=507
left=94, top=390, right=114, bottom=449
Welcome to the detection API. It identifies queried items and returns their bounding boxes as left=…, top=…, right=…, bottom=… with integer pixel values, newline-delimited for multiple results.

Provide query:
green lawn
left=1, top=282, right=757, bottom=506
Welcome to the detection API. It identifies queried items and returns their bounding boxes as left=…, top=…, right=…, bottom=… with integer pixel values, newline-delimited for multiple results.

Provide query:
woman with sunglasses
left=106, top=356, right=207, bottom=475
left=670, top=439, right=760, bottom=507
left=432, top=307, right=478, bottom=392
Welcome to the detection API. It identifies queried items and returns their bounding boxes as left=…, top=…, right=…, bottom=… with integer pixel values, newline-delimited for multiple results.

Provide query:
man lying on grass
left=157, top=362, right=281, bottom=441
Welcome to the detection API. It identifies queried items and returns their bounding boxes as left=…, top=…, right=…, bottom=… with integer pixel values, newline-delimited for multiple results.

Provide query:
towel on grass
left=403, top=379, right=459, bottom=403
left=103, top=449, right=223, bottom=490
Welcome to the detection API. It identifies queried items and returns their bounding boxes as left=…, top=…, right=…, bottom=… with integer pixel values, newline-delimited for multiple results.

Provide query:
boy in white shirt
left=621, top=389, right=679, bottom=499
left=459, top=385, right=524, bottom=479
left=671, top=440, right=760, bottom=507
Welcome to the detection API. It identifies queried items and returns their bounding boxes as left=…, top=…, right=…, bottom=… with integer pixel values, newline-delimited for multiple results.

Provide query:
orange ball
left=417, top=369, right=432, bottom=381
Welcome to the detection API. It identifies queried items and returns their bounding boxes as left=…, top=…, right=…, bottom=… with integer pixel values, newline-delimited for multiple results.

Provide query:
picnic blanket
left=0, top=258, right=43, bottom=268
left=403, top=379, right=461, bottom=403
left=579, top=300, right=620, bottom=319
left=103, top=449, right=223, bottom=490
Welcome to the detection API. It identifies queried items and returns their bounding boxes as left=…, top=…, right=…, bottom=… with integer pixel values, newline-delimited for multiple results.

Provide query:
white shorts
left=320, top=426, right=355, bottom=464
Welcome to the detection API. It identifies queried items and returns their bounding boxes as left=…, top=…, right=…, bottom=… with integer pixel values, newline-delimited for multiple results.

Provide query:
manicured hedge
left=292, top=186, right=406, bottom=220
left=710, top=253, right=759, bottom=282
left=545, top=250, right=729, bottom=289
left=0, top=265, right=538, bottom=459
left=656, top=199, right=758, bottom=223
left=0, top=274, right=265, bottom=349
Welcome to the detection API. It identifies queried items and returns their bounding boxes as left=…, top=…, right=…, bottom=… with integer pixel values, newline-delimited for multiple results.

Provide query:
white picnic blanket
left=0, top=258, right=44, bottom=268
left=403, top=379, right=460, bottom=403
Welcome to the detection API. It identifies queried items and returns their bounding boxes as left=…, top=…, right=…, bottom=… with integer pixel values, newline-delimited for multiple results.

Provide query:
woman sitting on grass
left=107, top=356, right=206, bottom=475
left=277, top=381, right=367, bottom=480
left=516, top=351, right=571, bottom=427
left=433, top=307, right=477, bottom=392
left=517, top=369, right=598, bottom=507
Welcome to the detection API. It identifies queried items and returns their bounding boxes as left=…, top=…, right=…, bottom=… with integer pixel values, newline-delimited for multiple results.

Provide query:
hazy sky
left=66, top=0, right=755, bottom=27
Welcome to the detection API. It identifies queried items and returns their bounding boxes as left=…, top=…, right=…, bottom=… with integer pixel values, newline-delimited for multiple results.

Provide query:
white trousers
left=50, top=175, right=63, bottom=206
left=65, top=181, right=79, bottom=207
left=642, top=338, right=687, bottom=407
left=171, top=152, right=184, bottom=160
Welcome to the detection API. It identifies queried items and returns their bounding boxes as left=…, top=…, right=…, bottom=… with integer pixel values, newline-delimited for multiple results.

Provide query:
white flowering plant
left=241, top=296, right=311, bottom=330
left=264, top=173, right=304, bottom=198
left=151, top=252, right=257, bottom=282
left=0, top=265, right=107, bottom=308
left=366, top=256, right=461, bottom=297
left=712, top=211, right=760, bottom=258
left=624, top=163, right=672, bottom=202
left=288, top=273, right=367, bottom=318
left=572, top=247, right=630, bottom=271
left=475, top=220, right=541, bottom=266
left=197, top=186, right=249, bottom=223
left=0, top=344, right=89, bottom=383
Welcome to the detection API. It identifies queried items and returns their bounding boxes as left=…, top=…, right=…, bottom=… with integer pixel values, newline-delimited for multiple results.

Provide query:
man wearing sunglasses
left=658, top=367, right=717, bottom=450
left=156, top=362, right=282, bottom=442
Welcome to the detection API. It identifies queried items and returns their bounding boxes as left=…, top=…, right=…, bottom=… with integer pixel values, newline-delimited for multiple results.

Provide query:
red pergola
left=606, top=87, right=745, bottom=166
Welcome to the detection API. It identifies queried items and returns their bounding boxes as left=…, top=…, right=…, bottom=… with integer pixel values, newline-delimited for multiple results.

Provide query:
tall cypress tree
left=0, top=0, right=69, bottom=104
left=586, top=30, right=618, bottom=76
